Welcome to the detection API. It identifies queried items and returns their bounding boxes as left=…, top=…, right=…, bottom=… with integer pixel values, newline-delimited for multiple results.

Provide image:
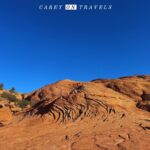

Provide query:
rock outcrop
left=92, top=75, right=150, bottom=101
left=24, top=80, right=132, bottom=123
left=0, top=75, right=149, bottom=150
left=0, top=100, right=12, bottom=126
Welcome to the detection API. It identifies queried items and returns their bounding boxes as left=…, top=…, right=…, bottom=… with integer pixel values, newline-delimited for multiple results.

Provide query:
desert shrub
left=9, top=87, right=16, bottom=93
left=1, top=92, right=18, bottom=102
left=0, top=84, right=4, bottom=90
left=16, top=100, right=31, bottom=109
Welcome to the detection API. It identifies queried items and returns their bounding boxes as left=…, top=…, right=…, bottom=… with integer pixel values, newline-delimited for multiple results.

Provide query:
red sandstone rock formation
left=0, top=75, right=149, bottom=150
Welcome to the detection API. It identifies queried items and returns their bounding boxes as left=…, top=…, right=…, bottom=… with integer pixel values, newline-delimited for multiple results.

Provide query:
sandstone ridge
left=0, top=75, right=149, bottom=150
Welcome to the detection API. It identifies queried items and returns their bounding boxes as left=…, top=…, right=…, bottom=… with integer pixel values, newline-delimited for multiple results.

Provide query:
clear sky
left=0, top=0, right=150, bottom=93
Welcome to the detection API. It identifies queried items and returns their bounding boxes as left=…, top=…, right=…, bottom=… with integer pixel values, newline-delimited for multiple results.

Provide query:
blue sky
left=0, top=0, right=150, bottom=93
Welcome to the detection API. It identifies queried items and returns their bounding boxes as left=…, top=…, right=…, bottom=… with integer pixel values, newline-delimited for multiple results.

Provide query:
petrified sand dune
left=25, top=80, right=117, bottom=123
left=92, top=75, right=150, bottom=101
left=0, top=76, right=150, bottom=150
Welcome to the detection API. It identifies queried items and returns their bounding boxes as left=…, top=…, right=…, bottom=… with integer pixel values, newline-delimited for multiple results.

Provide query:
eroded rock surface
left=0, top=100, right=12, bottom=126
left=0, top=76, right=149, bottom=150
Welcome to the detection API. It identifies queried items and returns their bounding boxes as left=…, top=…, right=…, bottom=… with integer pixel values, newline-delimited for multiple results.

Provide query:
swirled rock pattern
left=0, top=76, right=150, bottom=150
left=24, top=80, right=129, bottom=123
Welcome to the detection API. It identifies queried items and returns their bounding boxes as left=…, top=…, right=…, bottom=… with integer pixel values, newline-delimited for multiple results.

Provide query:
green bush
left=9, top=87, right=16, bottom=93
left=16, top=100, right=31, bottom=109
left=1, top=92, right=18, bottom=102
left=0, top=84, right=4, bottom=90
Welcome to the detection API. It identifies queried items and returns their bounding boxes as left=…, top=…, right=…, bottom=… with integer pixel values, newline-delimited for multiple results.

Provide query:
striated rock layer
left=0, top=75, right=150, bottom=150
